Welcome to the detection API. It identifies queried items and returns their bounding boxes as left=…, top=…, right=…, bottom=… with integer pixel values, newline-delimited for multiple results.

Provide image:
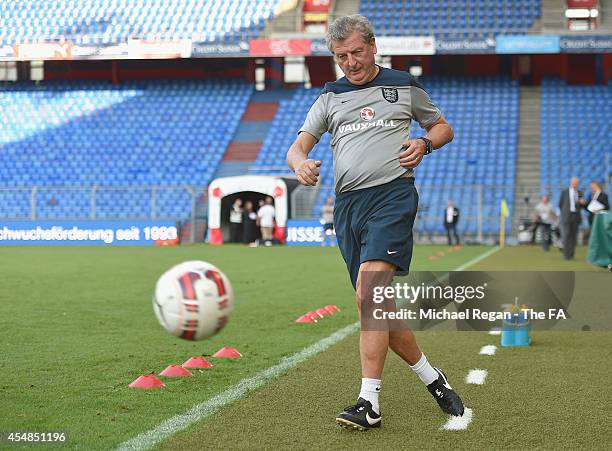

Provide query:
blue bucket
left=501, top=310, right=531, bottom=347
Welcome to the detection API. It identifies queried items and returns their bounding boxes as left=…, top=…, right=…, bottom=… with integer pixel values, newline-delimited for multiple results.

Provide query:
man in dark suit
left=443, top=200, right=460, bottom=245
left=558, top=177, right=584, bottom=260
left=584, top=181, right=610, bottom=227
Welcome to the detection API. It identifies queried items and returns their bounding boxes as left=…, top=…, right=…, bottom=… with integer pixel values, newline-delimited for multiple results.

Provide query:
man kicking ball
left=286, top=15, right=464, bottom=430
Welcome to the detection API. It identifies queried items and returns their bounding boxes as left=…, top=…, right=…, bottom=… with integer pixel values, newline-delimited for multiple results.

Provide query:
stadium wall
left=13, top=52, right=607, bottom=88
left=43, top=59, right=253, bottom=82
left=528, top=54, right=600, bottom=84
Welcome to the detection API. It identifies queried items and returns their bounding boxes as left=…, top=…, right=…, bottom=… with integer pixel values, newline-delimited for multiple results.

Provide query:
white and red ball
left=153, top=261, right=234, bottom=341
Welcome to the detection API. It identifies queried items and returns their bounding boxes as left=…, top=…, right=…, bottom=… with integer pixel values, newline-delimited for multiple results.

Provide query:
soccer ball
left=153, top=261, right=234, bottom=341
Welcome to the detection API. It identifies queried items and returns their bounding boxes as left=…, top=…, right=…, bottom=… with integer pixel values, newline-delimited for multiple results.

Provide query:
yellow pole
left=499, top=199, right=508, bottom=248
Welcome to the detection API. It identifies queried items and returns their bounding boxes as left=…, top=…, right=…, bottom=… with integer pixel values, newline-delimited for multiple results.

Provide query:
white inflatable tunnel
left=208, top=175, right=288, bottom=244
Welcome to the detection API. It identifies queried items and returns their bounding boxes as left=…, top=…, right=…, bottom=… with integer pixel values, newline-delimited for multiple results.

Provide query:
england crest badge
left=381, top=87, right=398, bottom=103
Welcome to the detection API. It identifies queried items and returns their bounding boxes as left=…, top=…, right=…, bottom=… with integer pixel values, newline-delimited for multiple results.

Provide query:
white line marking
left=441, top=407, right=473, bottom=431
left=488, top=329, right=501, bottom=336
left=465, top=369, right=488, bottom=385
left=453, top=246, right=500, bottom=271
left=119, top=247, right=497, bottom=449
left=117, top=322, right=359, bottom=450
left=479, top=345, right=497, bottom=356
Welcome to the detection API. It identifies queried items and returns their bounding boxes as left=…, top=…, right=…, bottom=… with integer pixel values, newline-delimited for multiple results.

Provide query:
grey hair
left=326, top=15, right=375, bottom=52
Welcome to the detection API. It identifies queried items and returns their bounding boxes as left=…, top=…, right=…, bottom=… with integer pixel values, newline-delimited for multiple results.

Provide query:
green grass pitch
left=0, top=244, right=609, bottom=449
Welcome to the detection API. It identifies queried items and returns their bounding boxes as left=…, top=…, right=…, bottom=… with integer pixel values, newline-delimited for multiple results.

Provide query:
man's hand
left=399, top=139, right=426, bottom=169
left=399, top=116, right=453, bottom=169
left=295, top=159, right=322, bottom=186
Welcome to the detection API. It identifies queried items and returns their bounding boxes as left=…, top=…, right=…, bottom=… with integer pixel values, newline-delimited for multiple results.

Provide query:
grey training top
left=299, top=66, right=441, bottom=194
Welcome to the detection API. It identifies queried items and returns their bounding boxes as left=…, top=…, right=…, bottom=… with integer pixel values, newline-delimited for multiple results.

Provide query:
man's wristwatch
left=418, top=137, right=433, bottom=155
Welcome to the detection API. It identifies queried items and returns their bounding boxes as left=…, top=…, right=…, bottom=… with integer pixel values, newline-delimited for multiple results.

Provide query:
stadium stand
left=360, top=0, right=541, bottom=37
left=250, top=76, right=519, bottom=235
left=0, top=80, right=252, bottom=219
left=0, top=0, right=281, bottom=45
left=540, top=78, right=612, bottom=203
left=250, top=87, right=332, bottom=179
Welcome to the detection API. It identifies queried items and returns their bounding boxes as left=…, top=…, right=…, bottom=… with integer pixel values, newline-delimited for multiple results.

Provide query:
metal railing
left=294, top=180, right=612, bottom=244
left=288, top=183, right=508, bottom=242
left=290, top=176, right=323, bottom=219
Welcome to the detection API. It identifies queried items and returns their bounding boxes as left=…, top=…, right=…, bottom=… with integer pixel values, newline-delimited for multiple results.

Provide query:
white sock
left=410, top=353, right=439, bottom=386
left=358, top=378, right=381, bottom=414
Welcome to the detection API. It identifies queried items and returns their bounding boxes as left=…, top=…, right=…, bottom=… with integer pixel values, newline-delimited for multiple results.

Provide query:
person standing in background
left=558, top=176, right=584, bottom=260
left=531, top=195, right=555, bottom=251
left=321, top=196, right=335, bottom=246
left=257, top=197, right=276, bottom=246
left=242, top=200, right=258, bottom=245
left=443, top=200, right=460, bottom=246
left=229, top=198, right=243, bottom=243
left=256, top=198, right=265, bottom=241
left=584, top=181, right=609, bottom=227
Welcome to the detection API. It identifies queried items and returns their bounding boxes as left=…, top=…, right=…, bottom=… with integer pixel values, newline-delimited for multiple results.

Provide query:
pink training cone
left=129, top=374, right=166, bottom=389
left=316, top=308, right=331, bottom=317
left=324, top=304, right=340, bottom=313
left=436, top=251, right=445, bottom=257
left=182, top=356, right=213, bottom=369
left=159, top=364, right=193, bottom=377
left=213, top=347, right=242, bottom=358
left=295, top=315, right=316, bottom=323
left=428, top=255, right=437, bottom=261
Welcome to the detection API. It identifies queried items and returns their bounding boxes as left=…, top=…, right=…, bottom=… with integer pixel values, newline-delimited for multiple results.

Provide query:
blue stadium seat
left=540, top=79, right=612, bottom=206
left=0, top=80, right=252, bottom=220
left=0, top=0, right=280, bottom=45
left=359, top=0, right=541, bottom=38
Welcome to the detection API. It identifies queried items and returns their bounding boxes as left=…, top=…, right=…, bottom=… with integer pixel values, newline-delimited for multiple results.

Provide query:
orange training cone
left=325, top=305, right=340, bottom=313
left=213, top=347, right=242, bottom=358
left=306, top=311, right=323, bottom=320
left=159, top=364, right=193, bottom=377
left=129, top=374, right=166, bottom=389
left=428, top=255, right=437, bottom=261
left=316, top=307, right=331, bottom=317
left=182, top=356, right=213, bottom=369
left=436, top=251, right=445, bottom=257
left=295, top=315, right=316, bottom=323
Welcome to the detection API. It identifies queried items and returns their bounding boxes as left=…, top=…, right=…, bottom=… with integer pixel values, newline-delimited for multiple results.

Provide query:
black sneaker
left=335, top=397, right=381, bottom=430
left=427, top=368, right=465, bottom=416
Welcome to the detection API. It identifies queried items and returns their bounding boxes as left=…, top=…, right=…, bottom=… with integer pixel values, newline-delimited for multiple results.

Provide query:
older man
left=558, top=177, right=584, bottom=260
left=286, top=15, right=463, bottom=430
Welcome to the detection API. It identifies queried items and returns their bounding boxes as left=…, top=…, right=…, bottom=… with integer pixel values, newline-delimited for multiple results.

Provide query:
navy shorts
left=334, top=176, right=418, bottom=289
